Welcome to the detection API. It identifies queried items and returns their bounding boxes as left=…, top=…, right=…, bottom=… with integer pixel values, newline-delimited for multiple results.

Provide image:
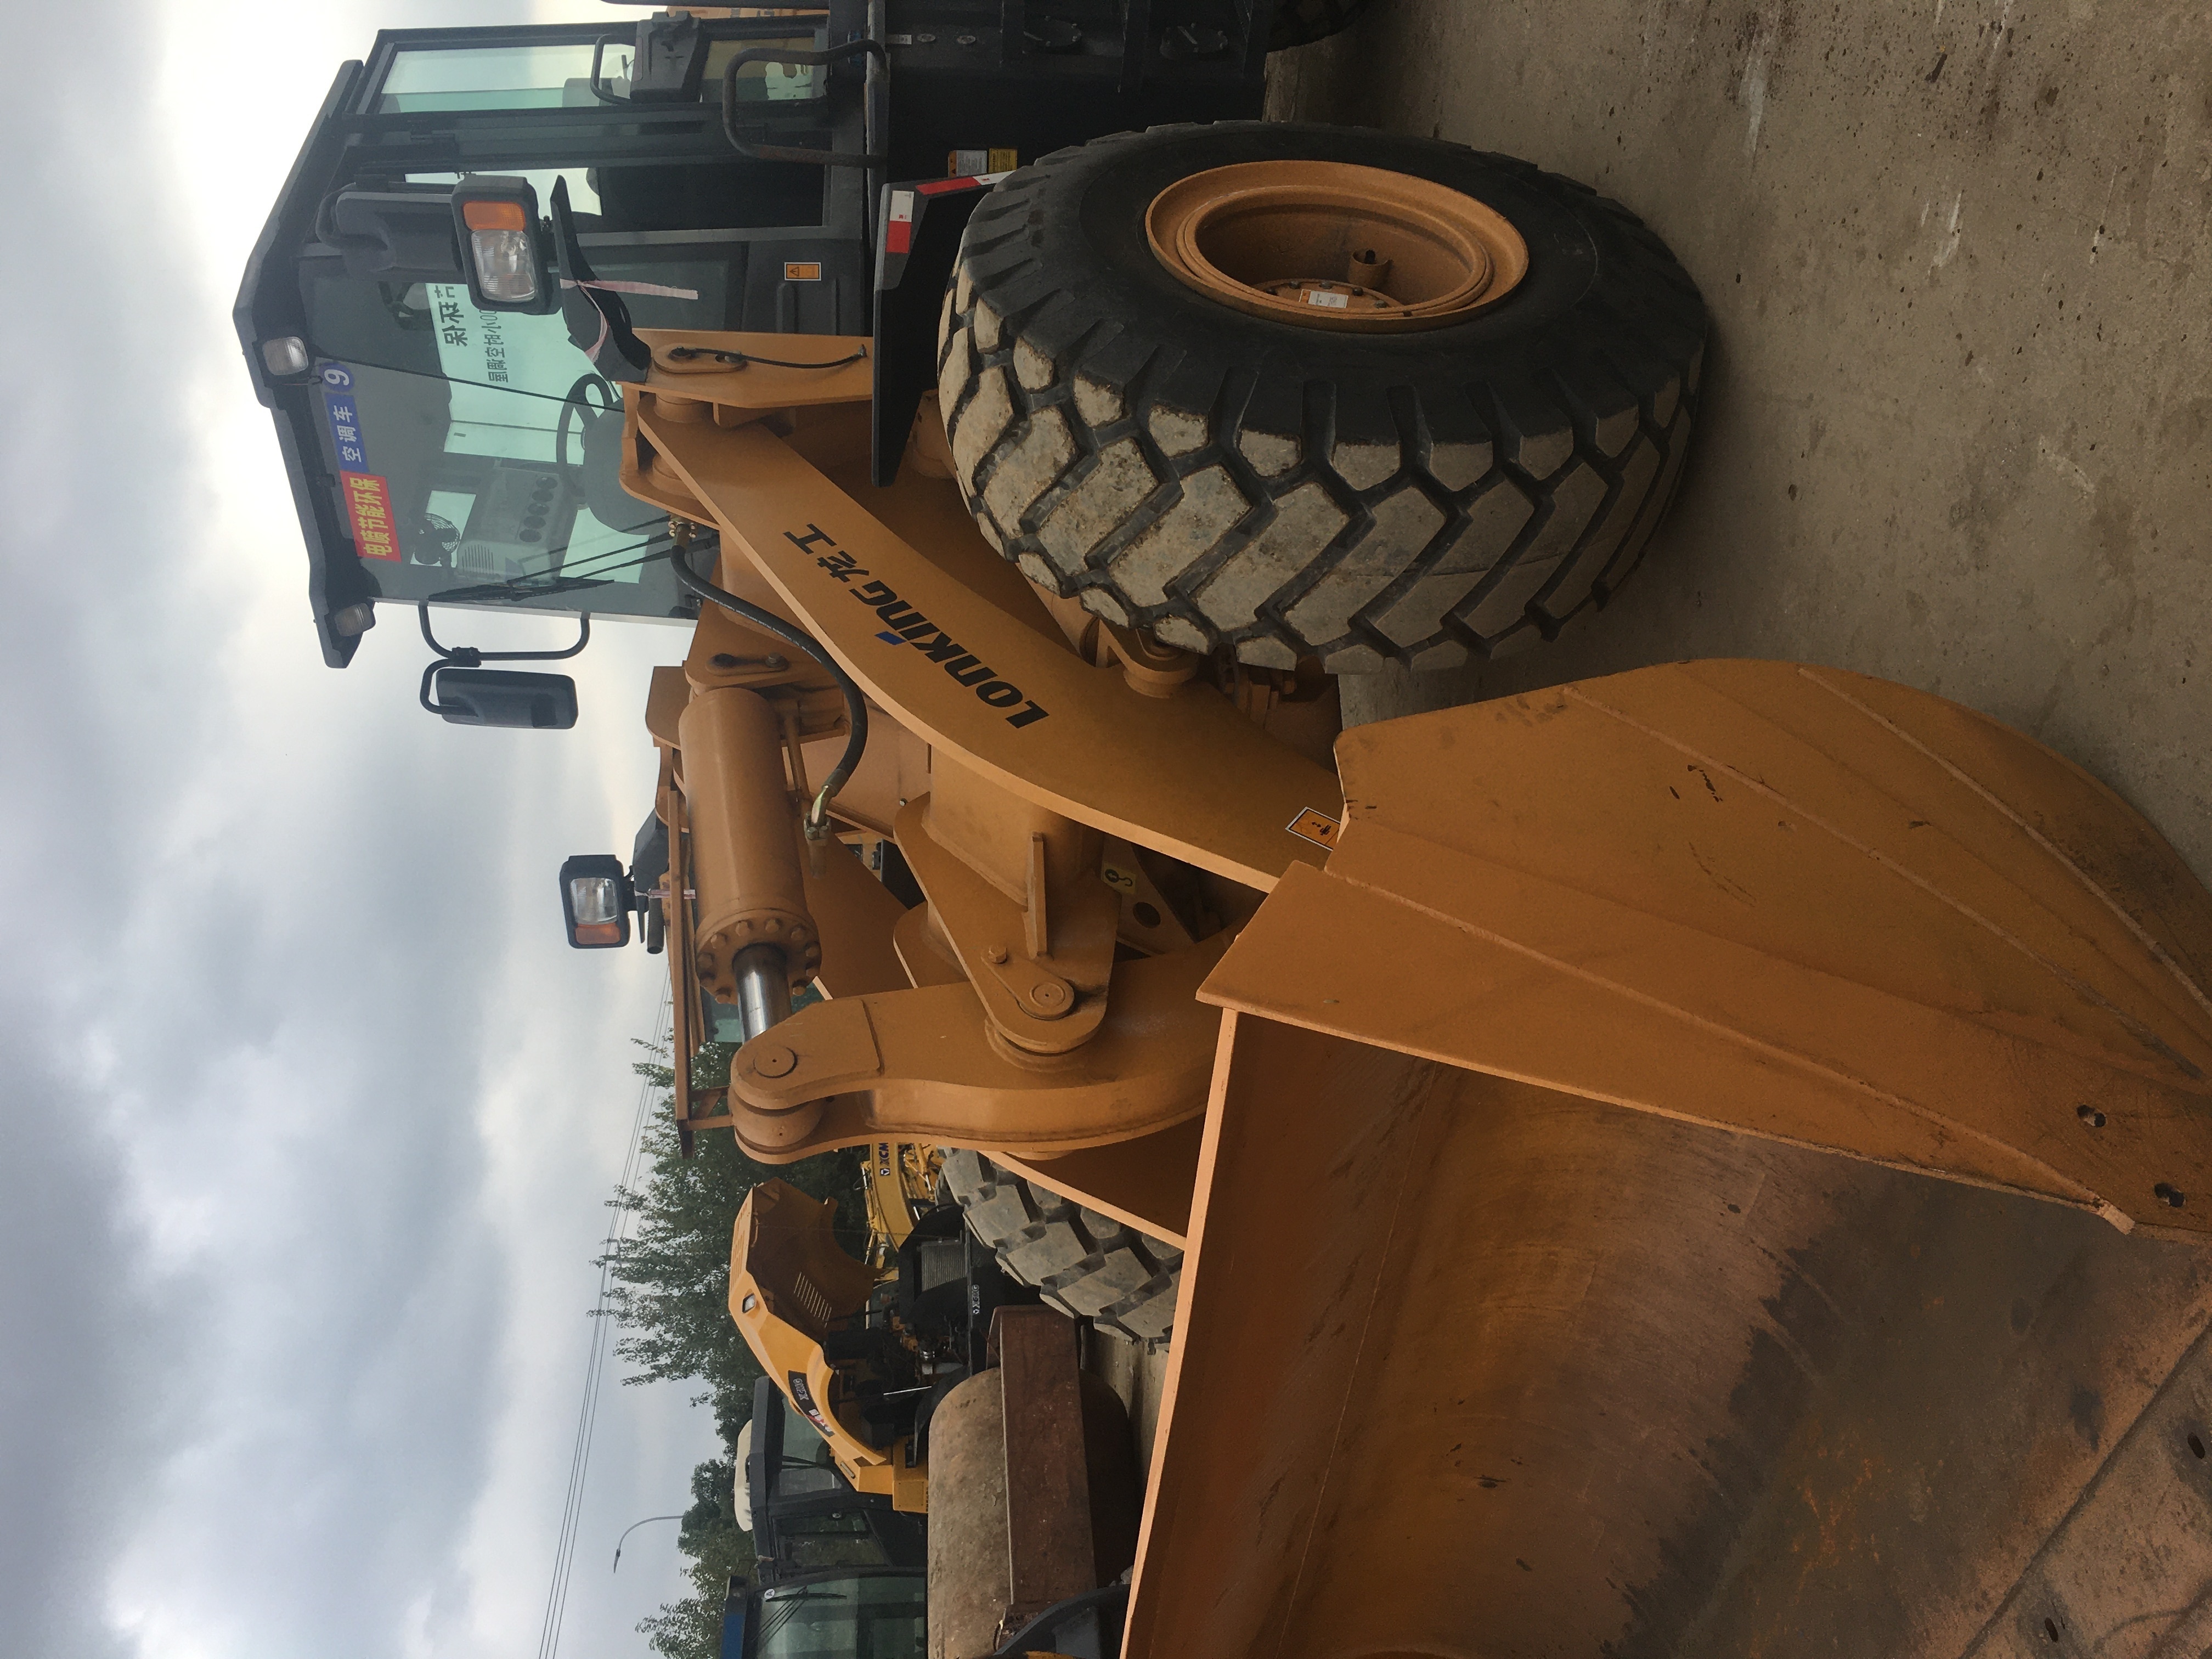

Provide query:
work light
left=260, top=336, right=311, bottom=376
left=560, top=854, right=634, bottom=949
left=464, top=200, right=538, bottom=303
left=449, top=176, right=555, bottom=314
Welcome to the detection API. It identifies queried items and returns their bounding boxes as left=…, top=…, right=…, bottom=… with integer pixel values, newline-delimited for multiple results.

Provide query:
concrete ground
left=1266, top=0, right=2212, bottom=878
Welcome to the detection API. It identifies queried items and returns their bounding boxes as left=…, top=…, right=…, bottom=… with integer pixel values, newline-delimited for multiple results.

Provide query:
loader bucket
left=1128, top=661, right=2212, bottom=1656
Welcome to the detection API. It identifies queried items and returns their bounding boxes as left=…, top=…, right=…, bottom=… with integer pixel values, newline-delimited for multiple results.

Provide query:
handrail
left=718, top=40, right=888, bottom=167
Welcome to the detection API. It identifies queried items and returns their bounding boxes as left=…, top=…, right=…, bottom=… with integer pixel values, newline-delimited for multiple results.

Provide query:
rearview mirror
left=428, top=668, right=578, bottom=730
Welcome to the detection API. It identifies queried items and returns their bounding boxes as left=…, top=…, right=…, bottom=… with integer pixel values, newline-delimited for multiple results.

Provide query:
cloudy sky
left=3, top=5, right=721, bottom=1655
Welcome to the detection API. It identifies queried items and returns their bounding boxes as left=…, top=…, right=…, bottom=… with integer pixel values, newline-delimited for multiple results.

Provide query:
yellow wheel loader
left=238, top=9, right=2212, bottom=1657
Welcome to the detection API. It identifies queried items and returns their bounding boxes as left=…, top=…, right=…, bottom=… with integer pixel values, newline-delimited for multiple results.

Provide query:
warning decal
left=1285, top=808, right=1342, bottom=849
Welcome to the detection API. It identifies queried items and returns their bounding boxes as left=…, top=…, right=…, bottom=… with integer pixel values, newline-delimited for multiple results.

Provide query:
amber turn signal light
left=461, top=199, right=528, bottom=232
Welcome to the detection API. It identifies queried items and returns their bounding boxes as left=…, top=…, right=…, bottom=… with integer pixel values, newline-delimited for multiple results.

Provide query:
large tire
left=937, top=122, right=1707, bottom=672
left=941, top=1150, right=1182, bottom=1346
left=1270, top=0, right=1375, bottom=52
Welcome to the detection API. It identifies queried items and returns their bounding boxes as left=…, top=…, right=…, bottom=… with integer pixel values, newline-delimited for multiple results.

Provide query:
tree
left=606, top=1045, right=865, bottom=1658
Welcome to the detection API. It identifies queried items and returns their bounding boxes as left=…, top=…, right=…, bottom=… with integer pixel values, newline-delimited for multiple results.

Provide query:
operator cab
left=725, top=1375, right=927, bottom=1659
left=239, top=8, right=1278, bottom=679
left=744, top=1376, right=926, bottom=1585
left=234, top=15, right=875, bottom=669
left=729, top=1572, right=929, bottom=1659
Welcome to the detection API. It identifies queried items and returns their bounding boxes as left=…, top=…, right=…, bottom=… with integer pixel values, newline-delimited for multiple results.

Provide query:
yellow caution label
left=1285, top=808, right=1341, bottom=849
left=783, top=261, right=822, bottom=282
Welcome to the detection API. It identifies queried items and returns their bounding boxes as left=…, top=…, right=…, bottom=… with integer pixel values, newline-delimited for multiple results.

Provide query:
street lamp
left=612, top=1513, right=687, bottom=1573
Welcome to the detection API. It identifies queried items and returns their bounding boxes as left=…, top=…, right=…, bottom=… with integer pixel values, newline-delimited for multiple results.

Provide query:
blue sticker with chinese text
left=321, top=382, right=369, bottom=472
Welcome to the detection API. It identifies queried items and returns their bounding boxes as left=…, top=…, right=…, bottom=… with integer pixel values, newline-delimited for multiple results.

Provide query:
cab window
left=771, top=1399, right=845, bottom=1499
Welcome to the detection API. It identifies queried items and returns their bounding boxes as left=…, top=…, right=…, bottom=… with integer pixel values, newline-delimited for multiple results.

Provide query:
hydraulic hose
left=666, top=536, right=867, bottom=841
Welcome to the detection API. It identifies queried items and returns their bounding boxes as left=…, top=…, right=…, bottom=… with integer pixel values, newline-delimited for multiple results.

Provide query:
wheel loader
left=236, top=7, right=2212, bottom=1657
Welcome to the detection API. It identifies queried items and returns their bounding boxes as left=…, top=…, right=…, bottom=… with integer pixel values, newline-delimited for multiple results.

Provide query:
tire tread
left=939, top=123, right=1708, bottom=670
left=942, top=1149, right=1181, bottom=1346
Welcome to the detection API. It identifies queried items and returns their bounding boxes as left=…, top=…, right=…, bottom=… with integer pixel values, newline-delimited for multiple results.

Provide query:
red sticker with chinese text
left=340, top=471, right=400, bottom=561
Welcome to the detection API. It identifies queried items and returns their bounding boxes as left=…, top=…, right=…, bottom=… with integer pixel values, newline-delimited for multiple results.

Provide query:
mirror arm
left=418, top=605, right=591, bottom=718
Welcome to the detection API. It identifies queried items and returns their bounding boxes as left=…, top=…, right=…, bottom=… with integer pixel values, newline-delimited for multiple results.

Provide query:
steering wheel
left=554, top=373, right=619, bottom=498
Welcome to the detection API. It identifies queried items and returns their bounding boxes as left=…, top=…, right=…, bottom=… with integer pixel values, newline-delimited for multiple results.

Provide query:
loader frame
left=626, top=322, right=1341, bottom=1237
left=622, top=318, right=2212, bottom=1651
left=620, top=320, right=2212, bottom=1246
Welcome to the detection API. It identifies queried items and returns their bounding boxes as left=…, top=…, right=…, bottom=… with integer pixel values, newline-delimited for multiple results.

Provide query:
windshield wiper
left=754, top=1589, right=850, bottom=1652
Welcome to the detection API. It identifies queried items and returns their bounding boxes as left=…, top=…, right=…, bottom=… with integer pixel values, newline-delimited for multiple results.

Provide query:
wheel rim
left=1144, top=160, right=1529, bottom=332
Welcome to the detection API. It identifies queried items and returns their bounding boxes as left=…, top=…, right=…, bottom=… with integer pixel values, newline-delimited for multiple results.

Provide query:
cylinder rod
left=733, top=943, right=792, bottom=1043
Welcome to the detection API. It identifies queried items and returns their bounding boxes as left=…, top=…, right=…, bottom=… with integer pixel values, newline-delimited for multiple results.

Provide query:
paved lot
left=1268, top=0, right=2212, bottom=876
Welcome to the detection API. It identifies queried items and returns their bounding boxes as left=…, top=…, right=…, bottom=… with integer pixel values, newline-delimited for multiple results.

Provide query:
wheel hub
left=1145, top=159, right=1528, bottom=332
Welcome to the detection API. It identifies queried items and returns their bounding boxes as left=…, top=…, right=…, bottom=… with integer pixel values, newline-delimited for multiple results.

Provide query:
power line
left=536, top=984, right=673, bottom=1659
left=537, top=987, right=668, bottom=1659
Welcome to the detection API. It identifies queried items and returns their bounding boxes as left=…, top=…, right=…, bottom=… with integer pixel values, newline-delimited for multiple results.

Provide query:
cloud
left=0, top=1022, right=147, bottom=1659
left=0, top=5, right=726, bottom=1656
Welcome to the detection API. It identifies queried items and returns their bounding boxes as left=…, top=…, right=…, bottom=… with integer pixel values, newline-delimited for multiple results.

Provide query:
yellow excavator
left=238, top=8, right=2212, bottom=1656
left=859, top=1141, right=941, bottom=1272
left=730, top=1179, right=932, bottom=1510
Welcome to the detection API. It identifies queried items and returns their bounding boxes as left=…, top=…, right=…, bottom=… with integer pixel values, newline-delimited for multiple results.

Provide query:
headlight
left=559, top=854, right=634, bottom=949
left=462, top=199, right=538, bottom=303
left=448, top=176, right=554, bottom=314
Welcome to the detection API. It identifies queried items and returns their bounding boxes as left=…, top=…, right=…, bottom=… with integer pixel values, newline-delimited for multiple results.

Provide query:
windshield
left=772, top=1398, right=845, bottom=1498
left=301, top=258, right=702, bottom=619
left=376, top=37, right=822, bottom=111
left=754, top=1574, right=925, bottom=1659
